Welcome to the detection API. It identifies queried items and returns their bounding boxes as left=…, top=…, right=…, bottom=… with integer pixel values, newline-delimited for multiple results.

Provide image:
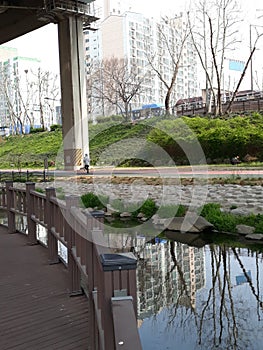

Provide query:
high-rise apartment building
left=0, top=46, right=60, bottom=134
left=102, top=0, right=133, bottom=17
left=85, top=1, right=198, bottom=117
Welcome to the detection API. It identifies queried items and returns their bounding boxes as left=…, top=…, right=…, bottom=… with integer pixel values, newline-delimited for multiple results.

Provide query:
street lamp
left=44, top=96, right=61, bottom=126
left=249, top=24, right=263, bottom=91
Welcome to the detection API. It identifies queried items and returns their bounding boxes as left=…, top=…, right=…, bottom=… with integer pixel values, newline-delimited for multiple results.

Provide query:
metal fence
left=0, top=170, right=52, bottom=183
left=176, top=97, right=263, bottom=116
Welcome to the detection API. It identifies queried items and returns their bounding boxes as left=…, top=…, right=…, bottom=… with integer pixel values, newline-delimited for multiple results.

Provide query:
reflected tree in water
left=168, top=242, right=263, bottom=349
left=137, top=239, right=263, bottom=350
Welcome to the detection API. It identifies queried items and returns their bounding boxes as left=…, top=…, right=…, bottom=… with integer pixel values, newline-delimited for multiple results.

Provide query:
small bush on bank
left=136, top=199, right=158, bottom=218
left=239, top=213, right=263, bottom=233
left=109, top=198, right=157, bottom=218
left=200, top=203, right=238, bottom=232
left=81, top=192, right=109, bottom=209
left=200, top=203, right=263, bottom=233
left=158, top=204, right=187, bottom=218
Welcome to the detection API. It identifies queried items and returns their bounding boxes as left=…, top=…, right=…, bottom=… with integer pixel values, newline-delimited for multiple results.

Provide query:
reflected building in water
left=135, top=240, right=205, bottom=319
left=104, top=230, right=205, bottom=318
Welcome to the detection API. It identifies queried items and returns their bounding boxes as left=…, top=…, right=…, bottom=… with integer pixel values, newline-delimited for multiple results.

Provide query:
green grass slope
left=0, top=130, right=62, bottom=168
left=1, top=113, right=263, bottom=169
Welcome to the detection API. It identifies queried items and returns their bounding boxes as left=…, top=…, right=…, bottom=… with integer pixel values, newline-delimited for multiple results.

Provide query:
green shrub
left=50, top=124, right=62, bottom=131
left=109, top=199, right=152, bottom=217
left=81, top=192, right=109, bottom=209
left=158, top=204, right=187, bottom=218
left=239, top=213, right=263, bottom=233
left=201, top=203, right=263, bottom=233
left=254, top=220, right=263, bottom=233
left=200, top=203, right=238, bottom=232
left=136, top=199, right=158, bottom=218
left=30, top=127, right=45, bottom=133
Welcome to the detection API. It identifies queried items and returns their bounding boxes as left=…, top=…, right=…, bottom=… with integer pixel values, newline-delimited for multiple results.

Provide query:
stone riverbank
left=34, top=180, right=263, bottom=215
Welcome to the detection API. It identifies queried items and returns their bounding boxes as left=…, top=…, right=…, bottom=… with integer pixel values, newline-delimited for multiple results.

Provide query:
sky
left=2, top=0, right=263, bottom=89
left=5, top=23, right=60, bottom=72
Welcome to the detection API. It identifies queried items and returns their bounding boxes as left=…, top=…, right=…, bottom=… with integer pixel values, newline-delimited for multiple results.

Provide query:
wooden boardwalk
left=0, top=226, right=90, bottom=350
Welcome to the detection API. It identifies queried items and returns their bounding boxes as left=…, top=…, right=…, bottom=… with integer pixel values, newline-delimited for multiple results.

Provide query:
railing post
left=111, top=296, right=142, bottom=350
left=65, top=195, right=82, bottom=295
left=26, top=182, right=37, bottom=244
left=97, top=253, right=140, bottom=350
left=6, top=181, right=15, bottom=234
left=46, top=187, right=59, bottom=264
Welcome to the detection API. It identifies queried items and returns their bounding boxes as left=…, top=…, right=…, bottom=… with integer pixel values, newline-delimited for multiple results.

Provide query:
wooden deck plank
left=0, top=226, right=90, bottom=350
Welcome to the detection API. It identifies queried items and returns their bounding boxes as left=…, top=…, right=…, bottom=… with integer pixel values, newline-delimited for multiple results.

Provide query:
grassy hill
left=0, top=129, right=63, bottom=169
left=1, top=113, right=263, bottom=169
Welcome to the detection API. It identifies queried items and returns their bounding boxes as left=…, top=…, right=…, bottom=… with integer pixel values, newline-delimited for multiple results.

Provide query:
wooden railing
left=0, top=181, right=142, bottom=350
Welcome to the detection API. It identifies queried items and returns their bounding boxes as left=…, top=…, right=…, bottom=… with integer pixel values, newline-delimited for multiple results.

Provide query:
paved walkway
left=0, top=226, right=90, bottom=350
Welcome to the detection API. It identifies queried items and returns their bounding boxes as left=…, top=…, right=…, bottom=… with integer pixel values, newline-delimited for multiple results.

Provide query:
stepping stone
left=236, top=224, right=255, bottom=235
left=245, top=234, right=263, bottom=241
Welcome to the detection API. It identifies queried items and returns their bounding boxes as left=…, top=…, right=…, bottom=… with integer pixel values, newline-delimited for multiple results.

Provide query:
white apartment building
left=85, top=1, right=198, bottom=117
left=0, top=46, right=60, bottom=134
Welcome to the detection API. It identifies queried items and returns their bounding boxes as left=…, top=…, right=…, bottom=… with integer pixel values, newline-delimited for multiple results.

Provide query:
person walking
left=83, top=153, right=90, bottom=174
left=230, top=155, right=241, bottom=165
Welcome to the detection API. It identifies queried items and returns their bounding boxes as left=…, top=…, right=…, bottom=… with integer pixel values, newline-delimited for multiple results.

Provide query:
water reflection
left=135, top=241, right=263, bottom=350
left=136, top=241, right=205, bottom=320
left=106, top=230, right=263, bottom=350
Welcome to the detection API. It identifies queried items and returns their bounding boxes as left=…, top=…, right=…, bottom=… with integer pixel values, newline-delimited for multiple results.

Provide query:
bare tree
left=34, top=68, right=59, bottom=129
left=0, top=65, right=28, bottom=134
left=188, top=0, right=244, bottom=115
left=146, top=15, right=190, bottom=115
left=88, top=57, right=146, bottom=121
left=0, top=63, right=59, bottom=133
left=225, top=30, right=263, bottom=113
left=86, top=59, right=106, bottom=118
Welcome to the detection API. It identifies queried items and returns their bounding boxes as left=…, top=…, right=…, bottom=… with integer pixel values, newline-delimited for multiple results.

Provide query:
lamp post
left=249, top=24, right=263, bottom=91
left=44, top=96, right=61, bottom=126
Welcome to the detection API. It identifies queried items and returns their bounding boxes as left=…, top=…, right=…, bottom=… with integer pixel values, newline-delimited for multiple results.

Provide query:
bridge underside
left=0, top=1, right=97, bottom=43
left=0, top=1, right=47, bottom=43
left=0, top=0, right=97, bottom=169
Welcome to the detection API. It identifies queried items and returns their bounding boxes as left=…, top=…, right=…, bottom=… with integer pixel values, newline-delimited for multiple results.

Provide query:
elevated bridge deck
left=0, top=226, right=90, bottom=350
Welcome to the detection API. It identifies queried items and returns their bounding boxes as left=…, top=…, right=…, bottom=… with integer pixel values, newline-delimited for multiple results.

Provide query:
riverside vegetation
left=80, top=192, right=263, bottom=240
left=0, top=113, right=263, bottom=168
left=1, top=113, right=263, bottom=238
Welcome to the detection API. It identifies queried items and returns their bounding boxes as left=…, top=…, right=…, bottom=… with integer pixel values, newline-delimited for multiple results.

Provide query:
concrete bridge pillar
left=58, top=16, right=89, bottom=170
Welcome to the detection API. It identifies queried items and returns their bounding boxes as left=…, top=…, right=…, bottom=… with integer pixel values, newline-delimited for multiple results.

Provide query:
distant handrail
left=176, top=96, right=263, bottom=116
left=0, top=181, right=142, bottom=350
left=45, top=0, right=94, bottom=17
left=0, top=170, right=50, bottom=183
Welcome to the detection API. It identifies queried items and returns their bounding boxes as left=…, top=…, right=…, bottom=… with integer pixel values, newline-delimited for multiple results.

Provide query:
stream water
left=133, top=238, right=263, bottom=350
